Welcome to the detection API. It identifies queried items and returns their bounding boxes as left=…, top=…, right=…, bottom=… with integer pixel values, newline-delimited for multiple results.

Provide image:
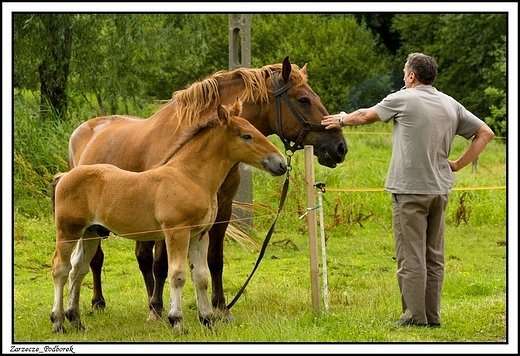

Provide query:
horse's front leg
left=164, top=228, right=190, bottom=335
left=134, top=240, right=156, bottom=306
left=208, top=200, right=236, bottom=321
left=67, top=237, right=100, bottom=331
left=147, top=240, right=168, bottom=321
left=89, top=241, right=105, bottom=310
left=188, top=232, right=213, bottom=327
left=208, top=167, right=240, bottom=320
left=87, top=225, right=109, bottom=311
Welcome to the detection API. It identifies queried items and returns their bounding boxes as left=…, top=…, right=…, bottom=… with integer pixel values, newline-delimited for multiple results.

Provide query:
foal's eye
left=242, top=134, right=253, bottom=140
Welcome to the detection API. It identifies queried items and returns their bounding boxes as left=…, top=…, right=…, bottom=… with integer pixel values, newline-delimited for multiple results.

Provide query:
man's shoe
left=394, top=319, right=426, bottom=327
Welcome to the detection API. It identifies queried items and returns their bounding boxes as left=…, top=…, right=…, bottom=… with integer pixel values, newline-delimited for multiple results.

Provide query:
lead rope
left=226, top=153, right=293, bottom=309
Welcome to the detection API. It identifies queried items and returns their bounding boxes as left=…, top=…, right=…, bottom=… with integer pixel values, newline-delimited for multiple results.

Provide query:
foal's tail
left=51, top=173, right=66, bottom=213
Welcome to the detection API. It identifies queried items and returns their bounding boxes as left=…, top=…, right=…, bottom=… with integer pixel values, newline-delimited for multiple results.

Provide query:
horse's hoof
left=168, top=316, right=187, bottom=336
left=91, top=299, right=106, bottom=311
left=146, top=310, right=163, bottom=322
left=65, top=309, right=84, bottom=331
left=52, top=324, right=66, bottom=334
left=50, top=312, right=66, bottom=333
left=70, top=321, right=85, bottom=331
left=173, top=326, right=188, bottom=337
left=199, top=315, right=213, bottom=328
left=214, top=308, right=235, bottom=323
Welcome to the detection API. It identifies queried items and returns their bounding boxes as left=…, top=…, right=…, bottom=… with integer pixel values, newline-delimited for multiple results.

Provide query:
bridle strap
left=227, top=70, right=329, bottom=310
left=273, top=72, right=327, bottom=153
left=226, top=155, right=292, bottom=310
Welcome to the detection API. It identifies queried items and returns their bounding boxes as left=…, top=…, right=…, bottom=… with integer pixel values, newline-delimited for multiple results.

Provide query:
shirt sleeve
left=375, top=91, right=406, bottom=123
left=454, top=101, right=486, bottom=140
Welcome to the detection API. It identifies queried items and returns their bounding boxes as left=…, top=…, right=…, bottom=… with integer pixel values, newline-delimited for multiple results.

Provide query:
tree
left=39, top=14, right=73, bottom=121
left=13, top=14, right=73, bottom=121
left=391, top=13, right=507, bottom=137
left=251, top=14, right=395, bottom=113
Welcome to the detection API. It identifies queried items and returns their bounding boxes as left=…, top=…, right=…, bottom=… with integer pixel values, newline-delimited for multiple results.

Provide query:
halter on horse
left=67, top=57, right=348, bottom=321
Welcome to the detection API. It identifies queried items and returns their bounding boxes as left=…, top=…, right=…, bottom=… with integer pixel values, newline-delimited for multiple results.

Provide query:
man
left=321, top=52, right=495, bottom=327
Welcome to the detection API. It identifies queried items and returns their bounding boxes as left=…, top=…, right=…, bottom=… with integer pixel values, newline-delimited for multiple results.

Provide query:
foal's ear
left=282, top=56, right=292, bottom=82
left=217, top=104, right=229, bottom=123
left=229, top=97, right=242, bottom=117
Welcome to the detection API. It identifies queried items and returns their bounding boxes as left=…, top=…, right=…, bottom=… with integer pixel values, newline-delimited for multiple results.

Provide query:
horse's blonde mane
left=171, top=63, right=307, bottom=126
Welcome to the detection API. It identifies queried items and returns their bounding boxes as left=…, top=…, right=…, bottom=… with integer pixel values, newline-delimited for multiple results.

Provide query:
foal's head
left=216, top=99, right=287, bottom=177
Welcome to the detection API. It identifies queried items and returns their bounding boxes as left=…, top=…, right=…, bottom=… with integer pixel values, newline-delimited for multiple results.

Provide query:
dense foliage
left=13, top=13, right=508, bottom=136
left=9, top=13, right=508, bottom=344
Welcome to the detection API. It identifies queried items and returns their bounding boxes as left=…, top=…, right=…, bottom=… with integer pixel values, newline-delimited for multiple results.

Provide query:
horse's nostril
left=341, top=143, right=348, bottom=156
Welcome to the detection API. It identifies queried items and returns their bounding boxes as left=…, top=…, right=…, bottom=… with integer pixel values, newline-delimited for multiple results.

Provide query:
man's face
left=402, top=64, right=413, bottom=88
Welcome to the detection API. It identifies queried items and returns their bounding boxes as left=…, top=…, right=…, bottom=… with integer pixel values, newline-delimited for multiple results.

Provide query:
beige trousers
left=392, top=193, right=448, bottom=325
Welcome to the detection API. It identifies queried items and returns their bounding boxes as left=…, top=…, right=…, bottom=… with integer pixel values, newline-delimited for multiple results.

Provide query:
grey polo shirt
left=375, top=86, right=485, bottom=195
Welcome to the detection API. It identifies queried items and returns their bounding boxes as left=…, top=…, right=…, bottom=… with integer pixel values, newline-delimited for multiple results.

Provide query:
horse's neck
left=218, top=78, right=274, bottom=137
left=163, top=128, right=233, bottom=194
left=146, top=100, right=178, bottom=126
left=143, top=101, right=187, bottom=148
left=240, top=102, right=274, bottom=136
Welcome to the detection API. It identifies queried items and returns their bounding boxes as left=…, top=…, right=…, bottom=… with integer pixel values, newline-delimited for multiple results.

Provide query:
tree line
left=13, top=13, right=507, bottom=137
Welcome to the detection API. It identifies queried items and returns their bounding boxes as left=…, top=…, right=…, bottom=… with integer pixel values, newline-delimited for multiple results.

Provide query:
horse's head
left=264, top=56, right=348, bottom=168
left=217, top=100, right=287, bottom=177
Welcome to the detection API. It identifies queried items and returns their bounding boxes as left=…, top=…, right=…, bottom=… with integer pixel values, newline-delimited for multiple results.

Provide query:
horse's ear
left=301, top=63, right=308, bottom=76
left=230, top=97, right=242, bottom=117
left=217, top=104, right=229, bottom=123
left=282, top=56, right=291, bottom=82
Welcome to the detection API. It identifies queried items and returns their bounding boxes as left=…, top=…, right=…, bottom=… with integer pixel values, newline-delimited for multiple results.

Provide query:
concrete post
left=228, top=14, right=252, bottom=229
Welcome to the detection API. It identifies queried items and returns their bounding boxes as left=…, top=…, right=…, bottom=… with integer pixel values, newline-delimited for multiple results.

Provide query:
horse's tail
left=51, top=173, right=66, bottom=213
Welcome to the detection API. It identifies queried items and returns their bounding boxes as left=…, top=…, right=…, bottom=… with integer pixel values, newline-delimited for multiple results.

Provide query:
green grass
left=9, top=94, right=511, bottom=351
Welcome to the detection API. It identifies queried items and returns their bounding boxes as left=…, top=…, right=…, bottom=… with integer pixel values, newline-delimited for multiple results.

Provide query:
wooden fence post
left=304, top=145, right=321, bottom=313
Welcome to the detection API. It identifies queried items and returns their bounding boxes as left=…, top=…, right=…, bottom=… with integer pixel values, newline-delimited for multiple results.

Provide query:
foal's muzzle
left=261, top=155, right=287, bottom=176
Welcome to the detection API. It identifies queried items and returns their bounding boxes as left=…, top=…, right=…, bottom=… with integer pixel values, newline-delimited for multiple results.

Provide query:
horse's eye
left=242, top=134, right=252, bottom=140
left=298, top=97, right=310, bottom=105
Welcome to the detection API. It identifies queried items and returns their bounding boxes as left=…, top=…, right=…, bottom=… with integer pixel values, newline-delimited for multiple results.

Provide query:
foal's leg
left=50, top=232, right=77, bottom=333
left=164, top=228, right=190, bottom=334
left=188, top=232, right=213, bottom=327
left=67, top=237, right=100, bottom=330
left=147, top=240, right=168, bottom=321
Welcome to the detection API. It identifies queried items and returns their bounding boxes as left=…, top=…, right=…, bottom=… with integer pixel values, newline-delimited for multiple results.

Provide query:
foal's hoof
left=65, top=310, right=85, bottom=331
left=52, top=324, right=66, bottom=334
left=168, top=316, right=187, bottom=336
left=50, top=312, right=66, bottom=333
left=199, top=316, right=213, bottom=328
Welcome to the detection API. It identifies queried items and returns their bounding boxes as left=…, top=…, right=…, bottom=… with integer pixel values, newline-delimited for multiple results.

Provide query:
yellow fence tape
left=326, top=186, right=506, bottom=192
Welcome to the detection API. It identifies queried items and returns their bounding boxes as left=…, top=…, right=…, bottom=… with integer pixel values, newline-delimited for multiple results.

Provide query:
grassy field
left=7, top=96, right=513, bottom=353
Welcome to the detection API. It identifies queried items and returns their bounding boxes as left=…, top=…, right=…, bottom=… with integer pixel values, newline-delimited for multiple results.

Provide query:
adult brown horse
left=68, top=56, right=347, bottom=321
left=51, top=100, right=287, bottom=334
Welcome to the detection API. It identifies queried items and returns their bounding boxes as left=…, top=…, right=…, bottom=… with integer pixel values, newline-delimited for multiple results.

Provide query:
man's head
left=403, top=53, right=438, bottom=87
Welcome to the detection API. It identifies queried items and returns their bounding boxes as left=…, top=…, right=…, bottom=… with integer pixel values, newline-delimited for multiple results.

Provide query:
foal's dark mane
left=158, top=115, right=219, bottom=166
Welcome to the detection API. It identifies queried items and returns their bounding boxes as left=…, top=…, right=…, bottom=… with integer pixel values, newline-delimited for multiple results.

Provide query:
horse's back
left=69, top=101, right=181, bottom=172
left=69, top=115, right=147, bottom=170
